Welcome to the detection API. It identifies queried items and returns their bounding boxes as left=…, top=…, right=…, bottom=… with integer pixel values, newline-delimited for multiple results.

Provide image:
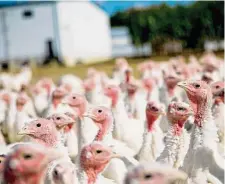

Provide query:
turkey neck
left=77, top=101, right=88, bottom=153
left=111, top=92, right=119, bottom=108
left=80, top=158, right=108, bottom=184
left=52, top=96, right=63, bottom=109
left=83, top=165, right=106, bottom=184
left=190, top=92, right=216, bottom=150
left=4, top=167, right=46, bottom=184
left=170, top=120, right=186, bottom=136
left=94, top=117, right=113, bottom=141
left=146, top=113, right=159, bottom=132
left=30, top=133, right=59, bottom=148
left=167, top=85, right=176, bottom=97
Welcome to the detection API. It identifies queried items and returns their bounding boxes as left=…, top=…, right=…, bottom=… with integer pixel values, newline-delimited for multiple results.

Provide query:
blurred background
left=0, top=0, right=224, bottom=80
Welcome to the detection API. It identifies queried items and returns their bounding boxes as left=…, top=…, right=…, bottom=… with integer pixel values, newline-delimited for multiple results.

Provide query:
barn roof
left=0, top=1, right=54, bottom=9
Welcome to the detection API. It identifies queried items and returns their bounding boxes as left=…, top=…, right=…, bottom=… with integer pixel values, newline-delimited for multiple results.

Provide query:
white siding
left=57, top=1, right=111, bottom=65
left=0, top=4, right=55, bottom=62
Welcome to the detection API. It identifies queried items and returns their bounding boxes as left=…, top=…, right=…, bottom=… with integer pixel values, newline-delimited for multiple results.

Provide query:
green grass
left=29, top=51, right=224, bottom=84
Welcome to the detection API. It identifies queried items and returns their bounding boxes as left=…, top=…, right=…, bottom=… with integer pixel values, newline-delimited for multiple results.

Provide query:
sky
left=93, top=1, right=195, bottom=16
left=0, top=0, right=195, bottom=16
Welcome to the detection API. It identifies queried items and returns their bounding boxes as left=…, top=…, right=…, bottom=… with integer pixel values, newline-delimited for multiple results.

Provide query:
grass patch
left=27, top=51, right=224, bottom=83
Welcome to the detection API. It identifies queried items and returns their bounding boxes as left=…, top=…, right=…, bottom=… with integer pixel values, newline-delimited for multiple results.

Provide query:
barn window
left=22, top=10, right=34, bottom=19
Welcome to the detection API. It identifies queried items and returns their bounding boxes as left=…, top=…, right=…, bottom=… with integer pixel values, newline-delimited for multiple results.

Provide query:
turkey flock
left=0, top=52, right=224, bottom=184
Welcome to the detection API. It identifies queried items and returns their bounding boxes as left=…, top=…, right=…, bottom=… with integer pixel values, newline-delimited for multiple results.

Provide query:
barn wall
left=56, top=1, right=112, bottom=66
left=0, top=4, right=55, bottom=63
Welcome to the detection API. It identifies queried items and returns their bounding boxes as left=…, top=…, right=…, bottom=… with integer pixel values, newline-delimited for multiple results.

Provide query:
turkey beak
left=177, top=81, right=188, bottom=90
left=64, top=115, right=76, bottom=125
left=57, top=116, right=75, bottom=130
left=111, top=151, right=121, bottom=159
left=18, top=125, right=32, bottom=135
left=83, top=108, right=96, bottom=120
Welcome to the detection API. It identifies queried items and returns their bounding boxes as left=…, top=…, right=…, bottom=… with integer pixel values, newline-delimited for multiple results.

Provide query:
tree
left=110, top=1, right=224, bottom=51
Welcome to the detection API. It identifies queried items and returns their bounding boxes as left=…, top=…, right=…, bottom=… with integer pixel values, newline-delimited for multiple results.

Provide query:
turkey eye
left=98, top=110, right=102, bottom=113
left=96, top=150, right=102, bottom=154
left=36, top=123, right=41, bottom=127
left=216, top=85, right=220, bottom=89
left=144, top=174, right=152, bottom=179
left=23, top=154, right=32, bottom=160
left=194, top=84, right=200, bottom=88
left=178, top=107, right=185, bottom=111
left=72, top=96, right=76, bottom=99
left=54, top=170, right=58, bottom=176
left=56, top=117, right=61, bottom=120
left=151, top=107, right=158, bottom=111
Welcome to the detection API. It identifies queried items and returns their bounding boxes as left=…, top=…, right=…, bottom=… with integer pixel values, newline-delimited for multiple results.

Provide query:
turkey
left=78, top=141, right=117, bottom=184
left=47, top=112, right=78, bottom=161
left=13, top=93, right=37, bottom=142
left=58, top=74, right=84, bottom=95
left=31, top=78, right=56, bottom=116
left=84, top=105, right=138, bottom=183
left=3, top=143, right=61, bottom=184
left=62, top=93, right=99, bottom=153
left=18, top=118, right=75, bottom=183
left=178, top=80, right=224, bottom=184
left=50, top=160, right=78, bottom=184
left=157, top=101, right=193, bottom=168
left=44, top=86, right=68, bottom=117
left=124, top=162, right=187, bottom=184
left=104, top=84, right=144, bottom=154
left=211, top=81, right=224, bottom=157
left=137, top=101, right=165, bottom=162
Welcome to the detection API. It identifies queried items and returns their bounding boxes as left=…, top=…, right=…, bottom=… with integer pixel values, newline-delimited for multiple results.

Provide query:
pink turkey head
left=127, top=83, right=139, bottom=97
left=164, top=72, right=183, bottom=97
left=16, top=93, right=29, bottom=111
left=146, top=101, right=165, bottom=132
left=80, top=142, right=118, bottom=184
left=201, top=72, right=213, bottom=84
left=178, top=80, right=212, bottom=127
left=3, top=143, right=60, bottom=184
left=211, top=81, right=224, bottom=104
left=84, top=106, right=113, bottom=141
left=124, top=163, right=187, bottom=184
left=115, top=58, right=128, bottom=70
left=104, top=85, right=120, bottom=108
left=83, top=78, right=96, bottom=92
left=60, top=83, right=73, bottom=94
left=52, top=87, right=67, bottom=98
left=125, top=67, right=133, bottom=83
left=143, top=78, right=155, bottom=91
left=168, top=101, right=193, bottom=135
left=62, top=93, right=87, bottom=116
left=18, top=119, right=60, bottom=147
left=1, top=93, right=10, bottom=105
left=52, top=87, right=67, bottom=108
left=47, top=113, right=76, bottom=133
left=39, top=77, right=54, bottom=96
left=52, top=161, right=76, bottom=184
left=168, top=101, right=193, bottom=123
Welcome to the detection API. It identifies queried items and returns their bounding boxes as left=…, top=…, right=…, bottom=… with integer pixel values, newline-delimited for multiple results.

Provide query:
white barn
left=0, top=1, right=112, bottom=66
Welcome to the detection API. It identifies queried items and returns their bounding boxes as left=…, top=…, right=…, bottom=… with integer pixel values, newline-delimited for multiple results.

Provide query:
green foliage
left=110, top=1, right=224, bottom=50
